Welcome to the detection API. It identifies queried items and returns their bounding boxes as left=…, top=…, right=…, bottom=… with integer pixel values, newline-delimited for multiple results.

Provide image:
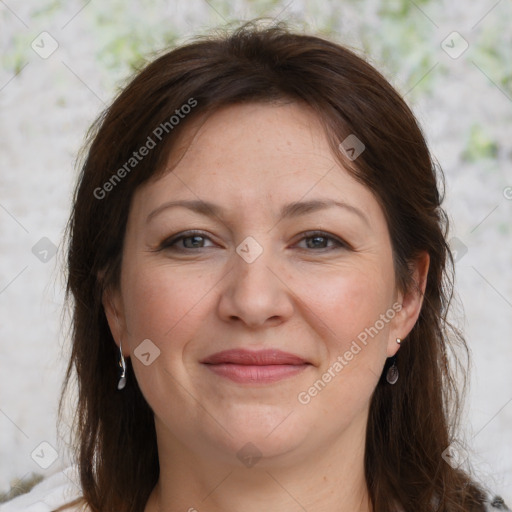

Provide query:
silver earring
left=386, top=338, right=401, bottom=385
left=117, top=342, right=127, bottom=390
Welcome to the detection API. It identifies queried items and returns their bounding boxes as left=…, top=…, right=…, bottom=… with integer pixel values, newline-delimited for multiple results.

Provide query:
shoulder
left=393, top=493, right=511, bottom=512
left=485, top=495, right=511, bottom=511
left=0, top=466, right=89, bottom=512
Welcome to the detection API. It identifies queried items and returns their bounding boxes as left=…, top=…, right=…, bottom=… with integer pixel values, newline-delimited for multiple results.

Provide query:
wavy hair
left=58, top=19, right=489, bottom=512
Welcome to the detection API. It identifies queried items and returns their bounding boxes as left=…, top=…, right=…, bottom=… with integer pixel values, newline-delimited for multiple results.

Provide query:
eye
left=294, top=231, right=349, bottom=251
left=158, top=230, right=216, bottom=251
left=156, top=229, right=349, bottom=253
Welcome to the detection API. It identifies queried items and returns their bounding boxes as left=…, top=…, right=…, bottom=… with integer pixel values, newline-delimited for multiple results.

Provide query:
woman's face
left=105, top=102, right=426, bottom=468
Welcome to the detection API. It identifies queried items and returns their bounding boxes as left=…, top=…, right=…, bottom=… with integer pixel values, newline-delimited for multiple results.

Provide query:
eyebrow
left=146, top=198, right=370, bottom=227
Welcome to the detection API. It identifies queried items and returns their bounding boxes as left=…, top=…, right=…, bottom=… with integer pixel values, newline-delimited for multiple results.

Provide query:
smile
left=200, top=348, right=312, bottom=384
left=202, top=362, right=310, bottom=384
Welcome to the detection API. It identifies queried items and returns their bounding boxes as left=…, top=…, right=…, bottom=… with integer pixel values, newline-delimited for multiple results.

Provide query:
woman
left=2, top=19, right=509, bottom=512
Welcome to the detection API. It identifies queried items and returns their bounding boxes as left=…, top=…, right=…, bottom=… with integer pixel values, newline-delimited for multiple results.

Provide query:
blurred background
left=1, top=0, right=511, bottom=504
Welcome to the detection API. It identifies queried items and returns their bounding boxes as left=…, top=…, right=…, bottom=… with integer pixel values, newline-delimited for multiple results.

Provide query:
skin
left=104, top=101, right=429, bottom=512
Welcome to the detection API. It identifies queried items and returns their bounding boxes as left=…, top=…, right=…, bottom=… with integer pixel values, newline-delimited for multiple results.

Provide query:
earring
left=386, top=338, right=401, bottom=385
left=117, top=342, right=127, bottom=390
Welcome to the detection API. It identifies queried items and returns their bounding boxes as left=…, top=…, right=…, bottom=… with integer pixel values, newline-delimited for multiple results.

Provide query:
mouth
left=200, top=348, right=312, bottom=384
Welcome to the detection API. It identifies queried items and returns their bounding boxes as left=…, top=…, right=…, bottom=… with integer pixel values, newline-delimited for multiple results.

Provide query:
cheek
left=294, top=267, right=394, bottom=420
left=120, top=261, right=218, bottom=349
left=119, top=262, right=219, bottom=408
left=294, top=261, right=394, bottom=347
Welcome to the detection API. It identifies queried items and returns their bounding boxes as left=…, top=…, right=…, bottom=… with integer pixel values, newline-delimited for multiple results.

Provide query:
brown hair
left=60, top=19, right=490, bottom=512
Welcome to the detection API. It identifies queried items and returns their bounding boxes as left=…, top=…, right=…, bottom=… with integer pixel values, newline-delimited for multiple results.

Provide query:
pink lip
left=200, top=348, right=308, bottom=365
left=200, top=349, right=311, bottom=384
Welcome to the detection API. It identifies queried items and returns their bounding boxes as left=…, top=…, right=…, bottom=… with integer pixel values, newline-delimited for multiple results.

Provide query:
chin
left=204, top=413, right=312, bottom=465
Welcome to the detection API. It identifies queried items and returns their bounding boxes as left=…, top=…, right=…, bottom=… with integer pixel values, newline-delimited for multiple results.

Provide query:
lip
left=200, top=348, right=308, bottom=365
left=200, top=349, right=311, bottom=384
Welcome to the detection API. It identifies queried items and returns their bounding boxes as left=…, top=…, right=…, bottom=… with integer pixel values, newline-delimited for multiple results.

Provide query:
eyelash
left=157, top=230, right=349, bottom=252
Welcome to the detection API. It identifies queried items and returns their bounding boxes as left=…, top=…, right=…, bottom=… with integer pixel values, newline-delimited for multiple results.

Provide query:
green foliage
left=378, top=0, right=432, bottom=18
left=462, top=124, right=499, bottom=162
left=471, top=21, right=512, bottom=96
left=30, top=0, right=63, bottom=19
left=1, top=32, right=30, bottom=75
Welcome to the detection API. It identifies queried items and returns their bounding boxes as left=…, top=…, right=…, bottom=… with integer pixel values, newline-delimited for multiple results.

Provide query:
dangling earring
left=117, top=341, right=127, bottom=390
left=386, top=338, right=401, bottom=385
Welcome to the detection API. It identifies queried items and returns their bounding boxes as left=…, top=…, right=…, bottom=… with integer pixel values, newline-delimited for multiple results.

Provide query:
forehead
left=159, top=101, right=333, bottom=178
left=131, top=102, right=383, bottom=226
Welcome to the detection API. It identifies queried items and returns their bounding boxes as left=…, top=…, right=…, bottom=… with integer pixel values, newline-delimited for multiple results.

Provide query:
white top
left=0, top=466, right=509, bottom=512
left=0, top=466, right=84, bottom=512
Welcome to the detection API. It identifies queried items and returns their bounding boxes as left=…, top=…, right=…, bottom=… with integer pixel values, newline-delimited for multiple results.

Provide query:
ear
left=387, top=251, right=430, bottom=357
left=102, top=285, right=128, bottom=355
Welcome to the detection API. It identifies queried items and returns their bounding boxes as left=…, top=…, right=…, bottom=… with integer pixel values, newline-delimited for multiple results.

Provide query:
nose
left=217, top=239, right=294, bottom=329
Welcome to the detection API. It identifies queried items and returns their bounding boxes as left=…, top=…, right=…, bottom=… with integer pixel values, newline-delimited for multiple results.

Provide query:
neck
left=145, top=414, right=372, bottom=512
